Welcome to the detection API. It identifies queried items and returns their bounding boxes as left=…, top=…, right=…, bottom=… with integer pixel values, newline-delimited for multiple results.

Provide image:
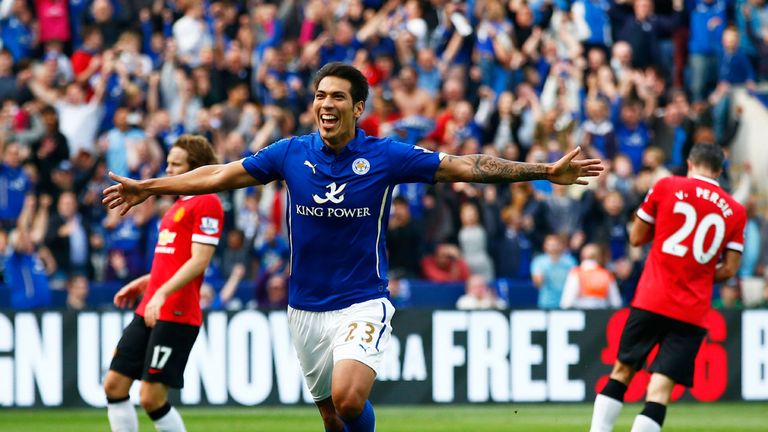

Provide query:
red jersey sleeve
left=637, top=177, right=669, bottom=225
left=190, top=195, right=224, bottom=246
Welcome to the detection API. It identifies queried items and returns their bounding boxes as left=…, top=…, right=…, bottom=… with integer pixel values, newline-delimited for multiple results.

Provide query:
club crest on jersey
left=173, top=207, right=185, bottom=222
left=352, top=158, right=370, bottom=175
left=200, top=217, right=220, bottom=235
left=157, top=229, right=177, bottom=246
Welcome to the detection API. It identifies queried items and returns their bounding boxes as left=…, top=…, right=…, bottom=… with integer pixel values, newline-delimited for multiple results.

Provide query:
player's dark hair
left=172, top=134, right=218, bottom=170
left=312, top=62, right=369, bottom=106
left=688, top=143, right=724, bottom=173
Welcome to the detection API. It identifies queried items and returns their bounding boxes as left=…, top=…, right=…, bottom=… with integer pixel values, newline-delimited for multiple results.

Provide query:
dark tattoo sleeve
left=436, top=155, right=548, bottom=183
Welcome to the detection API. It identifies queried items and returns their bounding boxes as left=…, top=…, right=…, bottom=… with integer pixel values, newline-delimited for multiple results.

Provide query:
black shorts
left=617, top=307, right=707, bottom=387
left=109, top=314, right=200, bottom=389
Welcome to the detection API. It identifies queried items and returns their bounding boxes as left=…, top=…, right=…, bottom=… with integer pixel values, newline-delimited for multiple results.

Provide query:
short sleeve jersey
left=242, top=129, right=442, bottom=311
left=136, top=194, right=223, bottom=326
left=633, top=175, right=746, bottom=327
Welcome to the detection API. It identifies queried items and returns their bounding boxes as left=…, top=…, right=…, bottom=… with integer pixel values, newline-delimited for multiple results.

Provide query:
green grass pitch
left=1, top=403, right=766, bottom=431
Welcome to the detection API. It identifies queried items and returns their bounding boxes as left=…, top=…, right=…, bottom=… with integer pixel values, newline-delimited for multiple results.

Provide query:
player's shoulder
left=186, top=194, right=223, bottom=209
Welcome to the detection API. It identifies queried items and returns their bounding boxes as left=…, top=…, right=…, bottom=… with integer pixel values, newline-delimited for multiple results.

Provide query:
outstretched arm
left=103, top=160, right=259, bottom=215
left=434, top=146, right=603, bottom=185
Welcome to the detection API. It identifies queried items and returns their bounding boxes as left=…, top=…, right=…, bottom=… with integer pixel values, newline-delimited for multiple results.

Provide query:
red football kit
left=632, top=175, right=746, bottom=327
left=136, top=194, right=223, bottom=326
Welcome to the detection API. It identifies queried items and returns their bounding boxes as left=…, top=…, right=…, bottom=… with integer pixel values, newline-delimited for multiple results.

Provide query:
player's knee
left=610, top=361, right=635, bottom=385
left=333, top=393, right=364, bottom=419
left=103, top=374, right=129, bottom=399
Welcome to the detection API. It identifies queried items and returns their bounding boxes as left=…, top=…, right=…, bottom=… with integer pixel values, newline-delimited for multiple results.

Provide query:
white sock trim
left=152, top=406, right=187, bottom=432
left=107, top=399, right=139, bottom=432
left=631, top=414, right=662, bottom=432
left=589, top=394, right=624, bottom=432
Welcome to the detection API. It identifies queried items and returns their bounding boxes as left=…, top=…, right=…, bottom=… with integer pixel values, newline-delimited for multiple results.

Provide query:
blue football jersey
left=242, top=129, right=442, bottom=311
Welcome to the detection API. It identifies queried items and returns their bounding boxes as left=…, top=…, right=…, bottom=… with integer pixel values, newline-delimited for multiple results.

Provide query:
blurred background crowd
left=1, top=0, right=767, bottom=313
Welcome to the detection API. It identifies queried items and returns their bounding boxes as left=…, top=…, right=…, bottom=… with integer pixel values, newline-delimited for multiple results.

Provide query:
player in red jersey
left=103, top=135, right=223, bottom=432
left=590, top=143, right=746, bottom=432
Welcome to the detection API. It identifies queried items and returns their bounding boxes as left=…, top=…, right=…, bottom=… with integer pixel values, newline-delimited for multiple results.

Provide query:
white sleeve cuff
left=726, top=241, right=744, bottom=252
left=192, top=234, right=220, bottom=245
left=636, top=208, right=656, bottom=224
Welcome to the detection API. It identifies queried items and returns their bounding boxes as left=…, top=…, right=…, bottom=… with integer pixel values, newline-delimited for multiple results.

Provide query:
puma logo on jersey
left=304, top=160, right=317, bottom=174
left=313, top=182, right=347, bottom=204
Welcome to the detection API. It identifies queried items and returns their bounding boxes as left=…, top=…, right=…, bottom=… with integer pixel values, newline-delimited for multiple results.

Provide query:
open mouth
left=320, top=113, right=339, bottom=129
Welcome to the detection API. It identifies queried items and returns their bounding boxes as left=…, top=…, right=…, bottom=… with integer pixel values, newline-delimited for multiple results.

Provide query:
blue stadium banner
left=0, top=309, right=766, bottom=408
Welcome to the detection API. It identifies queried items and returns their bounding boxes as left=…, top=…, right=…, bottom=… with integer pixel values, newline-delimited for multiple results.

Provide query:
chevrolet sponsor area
left=0, top=309, right=766, bottom=407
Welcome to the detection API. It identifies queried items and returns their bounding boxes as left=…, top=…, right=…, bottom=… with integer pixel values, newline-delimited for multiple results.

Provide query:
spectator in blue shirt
left=0, top=142, right=32, bottom=230
left=0, top=0, right=36, bottom=62
left=530, top=233, right=577, bottom=309
left=688, top=0, right=727, bottom=102
left=615, top=99, right=650, bottom=172
left=712, top=26, right=755, bottom=141
left=0, top=49, right=16, bottom=101
left=6, top=228, right=52, bottom=310
left=572, top=0, right=613, bottom=49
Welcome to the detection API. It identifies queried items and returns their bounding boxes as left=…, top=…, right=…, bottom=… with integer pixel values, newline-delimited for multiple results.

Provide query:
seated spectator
left=456, top=274, right=507, bottom=310
left=560, top=243, right=622, bottom=309
left=711, top=26, right=755, bottom=142
left=495, top=206, right=533, bottom=280
left=257, top=273, right=288, bottom=309
left=458, top=202, right=494, bottom=281
left=578, top=97, right=616, bottom=160
left=421, top=243, right=471, bottom=283
left=615, top=99, right=650, bottom=172
left=66, top=274, right=89, bottom=311
left=5, top=228, right=53, bottom=310
left=712, top=277, right=743, bottom=310
left=640, top=146, right=672, bottom=184
left=45, top=191, right=90, bottom=284
left=531, top=234, right=576, bottom=309
left=0, top=142, right=32, bottom=230
left=387, top=196, right=423, bottom=279
left=217, top=229, right=251, bottom=309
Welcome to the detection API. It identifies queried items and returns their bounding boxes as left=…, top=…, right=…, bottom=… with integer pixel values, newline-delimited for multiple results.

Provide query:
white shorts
left=287, top=297, right=395, bottom=401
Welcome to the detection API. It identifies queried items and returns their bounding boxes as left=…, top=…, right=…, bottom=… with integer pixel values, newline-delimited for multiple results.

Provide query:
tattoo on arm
left=437, top=155, right=548, bottom=183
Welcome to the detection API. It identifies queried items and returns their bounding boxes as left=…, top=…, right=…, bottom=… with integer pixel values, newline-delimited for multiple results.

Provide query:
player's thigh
left=109, top=314, right=152, bottom=382
left=288, top=307, right=335, bottom=402
left=617, top=307, right=666, bottom=371
left=332, top=358, right=376, bottom=404
left=649, top=320, right=706, bottom=388
left=141, top=320, right=200, bottom=389
left=332, top=298, right=395, bottom=379
left=645, top=372, right=676, bottom=405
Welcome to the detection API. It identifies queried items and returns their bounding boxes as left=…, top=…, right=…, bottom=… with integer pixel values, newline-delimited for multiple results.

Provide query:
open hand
left=143, top=292, right=166, bottom=328
left=102, top=172, right=151, bottom=216
left=548, top=147, right=604, bottom=185
left=114, top=278, right=146, bottom=309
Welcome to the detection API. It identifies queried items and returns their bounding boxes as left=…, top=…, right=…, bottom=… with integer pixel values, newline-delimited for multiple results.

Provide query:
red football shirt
left=136, top=194, right=223, bottom=326
left=632, top=175, right=746, bottom=327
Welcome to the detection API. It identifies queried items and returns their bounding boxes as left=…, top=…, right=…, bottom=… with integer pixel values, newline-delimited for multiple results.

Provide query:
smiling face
left=313, top=76, right=364, bottom=151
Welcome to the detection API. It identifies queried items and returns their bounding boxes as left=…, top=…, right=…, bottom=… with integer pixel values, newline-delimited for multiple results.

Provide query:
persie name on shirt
left=696, top=187, right=734, bottom=218
left=296, top=204, right=372, bottom=218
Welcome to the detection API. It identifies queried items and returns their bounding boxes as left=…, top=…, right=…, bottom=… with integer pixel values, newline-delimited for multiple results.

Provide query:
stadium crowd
left=1, top=0, right=768, bottom=312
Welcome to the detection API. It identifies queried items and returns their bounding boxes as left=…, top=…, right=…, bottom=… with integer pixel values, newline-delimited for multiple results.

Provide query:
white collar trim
left=691, top=174, right=719, bottom=187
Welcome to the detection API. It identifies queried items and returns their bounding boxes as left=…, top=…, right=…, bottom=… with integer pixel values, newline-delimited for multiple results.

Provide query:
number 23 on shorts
left=344, top=322, right=378, bottom=345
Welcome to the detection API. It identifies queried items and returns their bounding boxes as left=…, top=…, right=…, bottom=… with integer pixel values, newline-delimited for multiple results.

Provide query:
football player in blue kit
left=104, top=62, right=603, bottom=432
